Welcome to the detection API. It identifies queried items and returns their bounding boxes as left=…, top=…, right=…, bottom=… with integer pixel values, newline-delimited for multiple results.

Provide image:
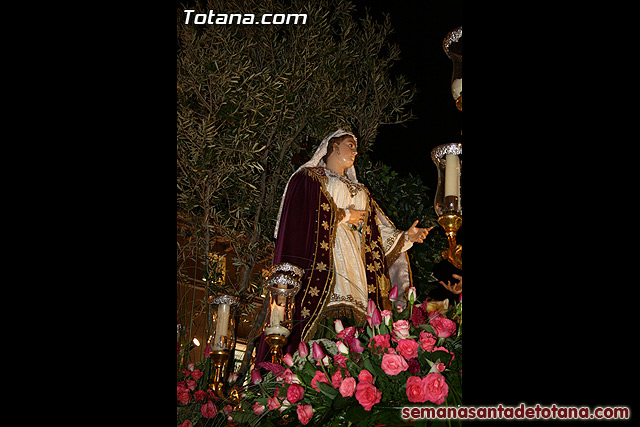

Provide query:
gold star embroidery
left=309, top=286, right=319, bottom=297
left=315, top=261, right=327, bottom=271
left=321, top=220, right=329, bottom=230
left=320, top=241, right=329, bottom=251
left=374, top=261, right=381, bottom=271
left=366, top=264, right=376, bottom=272
left=372, top=250, right=380, bottom=260
left=321, top=202, right=330, bottom=212
left=363, top=243, right=371, bottom=253
left=301, top=307, right=310, bottom=318
left=368, top=283, right=377, bottom=293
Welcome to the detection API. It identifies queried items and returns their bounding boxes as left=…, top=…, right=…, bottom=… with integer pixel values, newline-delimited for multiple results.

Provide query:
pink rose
left=339, top=376, right=356, bottom=397
left=431, top=362, right=445, bottom=373
left=296, top=404, right=313, bottom=425
left=186, top=379, right=197, bottom=391
left=201, top=400, right=218, bottom=418
left=355, top=380, right=382, bottom=411
left=253, top=401, right=266, bottom=415
left=334, top=319, right=344, bottom=333
left=333, top=352, right=348, bottom=368
left=178, top=421, right=193, bottom=427
left=193, top=390, right=206, bottom=402
left=380, top=353, right=409, bottom=376
left=282, top=353, right=294, bottom=367
left=358, top=369, right=374, bottom=384
left=310, top=370, right=330, bottom=392
left=368, top=334, right=391, bottom=355
left=287, top=383, right=305, bottom=404
left=190, top=369, right=203, bottom=380
left=392, top=319, right=411, bottom=340
left=406, top=376, right=427, bottom=403
left=278, top=368, right=298, bottom=384
left=267, top=395, right=281, bottom=411
left=423, top=373, right=449, bottom=405
left=396, top=339, right=419, bottom=360
left=430, top=316, right=457, bottom=338
left=418, top=331, right=437, bottom=351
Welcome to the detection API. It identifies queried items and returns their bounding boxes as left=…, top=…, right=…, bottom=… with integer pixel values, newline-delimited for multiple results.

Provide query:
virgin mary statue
left=256, top=129, right=432, bottom=361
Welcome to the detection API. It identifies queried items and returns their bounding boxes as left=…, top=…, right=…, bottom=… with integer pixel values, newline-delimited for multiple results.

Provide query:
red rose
left=380, top=353, right=409, bottom=376
left=429, top=316, right=457, bottom=338
left=331, top=369, right=343, bottom=389
left=193, top=390, right=206, bottom=402
left=406, top=376, right=427, bottom=403
left=177, top=388, right=190, bottom=405
left=355, top=380, right=382, bottom=411
left=201, top=400, right=218, bottom=418
left=419, top=331, right=437, bottom=351
left=296, top=404, right=313, bottom=425
left=368, top=334, right=391, bottom=355
left=396, top=339, right=419, bottom=360
left=190, top=369, right=203, bottom=380
left=422, top=373, right=449, bottom=405
left=287, top=383, right=305, bottom=404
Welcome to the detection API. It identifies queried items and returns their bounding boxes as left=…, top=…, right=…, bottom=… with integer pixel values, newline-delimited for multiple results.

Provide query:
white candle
left=212, top=303, right=230, bottom=350
left=451, top=78, right=462, bottom=100
left=270, top=304, right=285, bottom=327
left=265, top=303, right=289, bottom=337
left=444, top=154, right=460, bottom=198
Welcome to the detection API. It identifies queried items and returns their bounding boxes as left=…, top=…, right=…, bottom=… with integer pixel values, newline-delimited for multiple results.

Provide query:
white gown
left=322, top=168, right=413, bottom=316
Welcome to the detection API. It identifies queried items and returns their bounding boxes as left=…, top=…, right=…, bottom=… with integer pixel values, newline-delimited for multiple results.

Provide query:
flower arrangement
left=227, top=285, right=462, bottom=426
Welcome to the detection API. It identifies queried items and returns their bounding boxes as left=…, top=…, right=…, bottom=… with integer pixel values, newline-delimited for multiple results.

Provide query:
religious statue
left=256, top=129, right=434, bottom=361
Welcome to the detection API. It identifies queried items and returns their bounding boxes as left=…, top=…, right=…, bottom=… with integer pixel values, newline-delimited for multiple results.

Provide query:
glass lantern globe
left=443, top=26, right=462, bottom=111
left=431, top=143, right=462, bottom=217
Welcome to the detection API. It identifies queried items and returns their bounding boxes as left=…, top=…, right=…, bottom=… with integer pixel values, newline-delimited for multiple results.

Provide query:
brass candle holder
left=431, top=143, right=462, bottom=270
left=206, top=295, right=239, bottom=399
left=263, top=262, right=302, bottom=364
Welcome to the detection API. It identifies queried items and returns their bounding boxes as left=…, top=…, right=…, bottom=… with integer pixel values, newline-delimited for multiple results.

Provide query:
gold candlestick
left=437, top=213, right=462, bottom=269
left=208, top=349, right=231, bottom=399
left=265, top=334, right=288, bottom=364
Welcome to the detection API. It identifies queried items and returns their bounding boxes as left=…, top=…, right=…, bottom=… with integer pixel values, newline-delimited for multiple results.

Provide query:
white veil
left=274, top=129, right=357, bottom=238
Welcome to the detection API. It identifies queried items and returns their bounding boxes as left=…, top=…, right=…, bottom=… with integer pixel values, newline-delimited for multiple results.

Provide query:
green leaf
left=317, top=380, right=339, bottom=400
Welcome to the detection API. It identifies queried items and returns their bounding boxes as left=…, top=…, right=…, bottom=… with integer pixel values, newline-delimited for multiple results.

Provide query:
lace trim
left=324, top=168, right=364, bottom=198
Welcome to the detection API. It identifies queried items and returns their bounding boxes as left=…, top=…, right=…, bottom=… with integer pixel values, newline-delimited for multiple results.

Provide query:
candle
left=444, top=153, right=460, bottom=198
left=265, top=303, right=290, bottom=337
left=451, top=78, right=462, bottom=101
left=212, top=302, right=230, bottom=350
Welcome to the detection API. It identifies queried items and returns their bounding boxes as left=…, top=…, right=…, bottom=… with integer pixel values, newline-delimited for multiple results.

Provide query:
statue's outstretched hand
left=406, top=220, right=434, bottom=243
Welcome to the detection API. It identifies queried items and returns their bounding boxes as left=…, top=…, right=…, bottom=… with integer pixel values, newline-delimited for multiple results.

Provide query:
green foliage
left=177, top=0, right=415, bottom=298
left=356, top=153, right=447, bottom=294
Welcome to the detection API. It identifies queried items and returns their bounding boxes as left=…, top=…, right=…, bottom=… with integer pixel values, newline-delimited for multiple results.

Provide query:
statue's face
left=331, top=136, right=358, bottom=169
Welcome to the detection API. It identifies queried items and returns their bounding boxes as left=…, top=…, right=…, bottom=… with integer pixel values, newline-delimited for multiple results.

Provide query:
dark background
left=166, top=0, right=634, bottom=418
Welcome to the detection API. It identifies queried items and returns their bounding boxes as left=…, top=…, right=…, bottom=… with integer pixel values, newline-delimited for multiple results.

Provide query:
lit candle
left=212, top=302, right=230, bottom=350
left=265, top=303, right=290, bottom=337
left=451, top=78, right=462, bottom=101
left=444, top=153, right=460, bottom=198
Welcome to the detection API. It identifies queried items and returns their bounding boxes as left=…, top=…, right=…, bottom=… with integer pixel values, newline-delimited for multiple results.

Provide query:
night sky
left=352, top=0, right=462, bottom=189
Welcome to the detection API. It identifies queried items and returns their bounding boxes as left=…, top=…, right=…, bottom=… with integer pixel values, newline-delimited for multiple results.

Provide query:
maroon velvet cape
left=255, top=167, right=400, bottom=363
